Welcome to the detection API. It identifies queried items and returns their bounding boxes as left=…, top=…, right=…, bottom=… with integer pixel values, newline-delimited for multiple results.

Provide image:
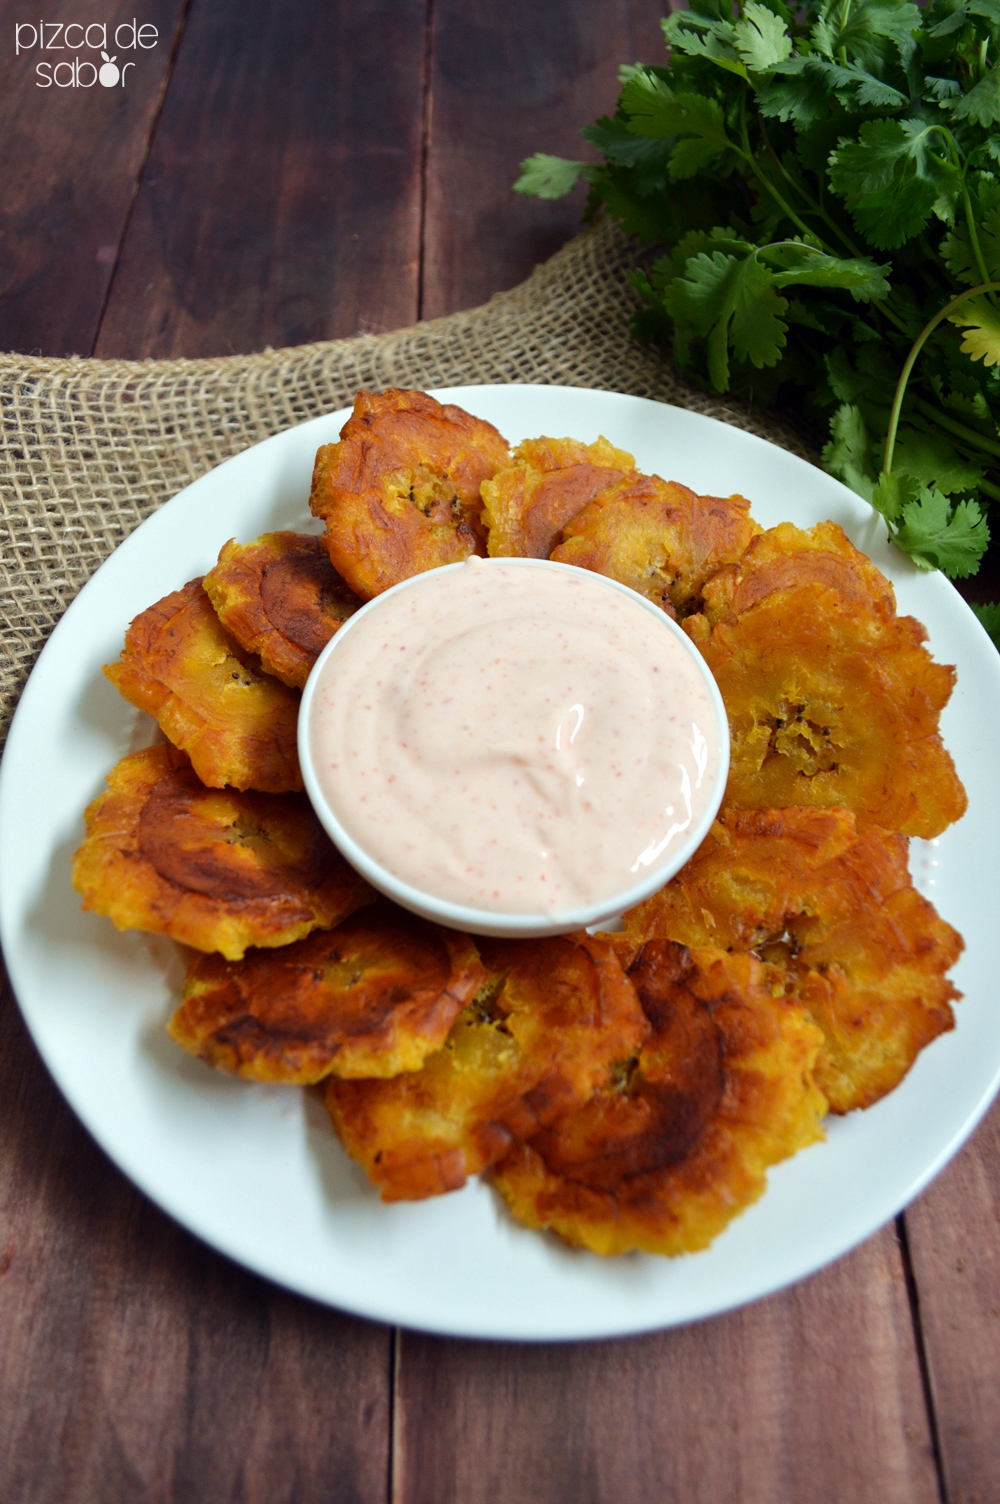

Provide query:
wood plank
left=421, top=0, right=668, bottom=320
left=0, top=962, right=393, bottom=1504
left=393, top=1224, right=940, bottom=1504
left=95, top=0, right=428, bottom=359
left=0, top=0, right=188, bottom=357
left=904, top=1098, right=1000, bottom=1504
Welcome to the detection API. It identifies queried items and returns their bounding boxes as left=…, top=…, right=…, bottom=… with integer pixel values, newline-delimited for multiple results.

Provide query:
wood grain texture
left=905, top=1096, right=1000, bottom=1504
left=393, top=1224, right=940, bottom=1504
left=420, top=0, right=668, bottom=320
left=1, top=0, right=994, bottom=1496
left=0, top=0, right=187, bottom=357
left=95, top=0, right=427, bottom=358
left=0, top=964, right=392, bottom=1504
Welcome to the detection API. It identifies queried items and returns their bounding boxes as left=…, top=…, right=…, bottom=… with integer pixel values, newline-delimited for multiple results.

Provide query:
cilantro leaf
left=619, top=71, right=734, bottom=180
left=664, top=249, right=788, bottom=390
left=822, top=403, right=877, bottom=499
left=924, top=75, right=963, bottom=103
left=871, top=469, right=919, bottom=521
left=732, top=2, right=793, bottom=72
left=951, top=65, right=1000, bottom=127
left=620, top=71, right=727, bottom=145
left=581, top=119, right=663, bottom=170
left=759, top=241, right=891, bottom=301
left=514, top=154, right=586, bottom=199
left=972, top=600, right=1000, bottom=647
left=894, top=489, right=990, bottom=576
left=813, top=0, right=922, bottom=67
left=893, top=426, right=986, bottom=491
left=925, top=4, right=972, bottom=38
left=807, top=57, right=908, bottom=110
left=651, top=228, right=750, bottom=284
left=940, top=199, right=1000, bottom=284
left=949, top=294, right=1000, bottom=366
left=662, top=12, right=749, bottom=80
left=757, top=65, right=832, bottom=126
left=824, top=344, right=898, bottom=423
left=828, top=119, right=962, bottom=248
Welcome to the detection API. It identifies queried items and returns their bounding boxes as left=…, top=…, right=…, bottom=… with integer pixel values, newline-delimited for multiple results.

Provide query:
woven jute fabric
left=0, top=217, right=813, bottom=750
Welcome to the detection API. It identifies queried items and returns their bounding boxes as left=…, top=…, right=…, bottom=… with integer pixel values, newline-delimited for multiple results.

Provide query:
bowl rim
left=297, top=556, right=730, bottom=937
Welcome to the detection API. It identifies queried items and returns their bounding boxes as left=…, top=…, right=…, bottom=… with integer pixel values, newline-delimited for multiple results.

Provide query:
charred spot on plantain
left=468, top=971, right=508, bottom=1025
left=764, top=701, right=839, bottom=777
left=605, top=1056, right=640, bottom=1092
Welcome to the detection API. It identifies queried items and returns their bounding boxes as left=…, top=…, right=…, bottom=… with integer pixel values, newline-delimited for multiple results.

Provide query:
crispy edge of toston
left=204, top=531, right=361, bottom=690
left=324, top=931, right=651, bottom=1201
left=550, top=472, right=761, bottom=616
left=309, top=387, right=511, bottom=599
left=621, top=806, right=962, bottom=1113
left=103, top=578, right=302, bottom=793
left=696, top=519, right=898, bottom=627
left=492, top=940, right=827, bottom=1257
left=482, top=435, right=635, bottom=559
left=72, top=744, right=373, bottom=960
left=169, top=905, right=487, bottom=1084
left=683, top=533, right=967, bottom=837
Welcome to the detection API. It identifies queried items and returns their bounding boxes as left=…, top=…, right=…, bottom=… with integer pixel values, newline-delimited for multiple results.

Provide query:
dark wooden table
left=1, top=3, right=998, bottom=1500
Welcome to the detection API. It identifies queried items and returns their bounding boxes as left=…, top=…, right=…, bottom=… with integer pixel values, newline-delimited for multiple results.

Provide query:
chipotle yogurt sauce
left=307, top=558, right=723, bottom=918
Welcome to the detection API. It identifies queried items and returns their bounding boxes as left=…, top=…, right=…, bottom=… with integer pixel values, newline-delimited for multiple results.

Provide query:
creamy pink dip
left=308, top=559, right=721, bottom=917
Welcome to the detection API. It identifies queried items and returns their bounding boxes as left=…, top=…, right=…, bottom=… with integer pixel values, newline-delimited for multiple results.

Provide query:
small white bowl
left=298, top=559, right=729, bottom=937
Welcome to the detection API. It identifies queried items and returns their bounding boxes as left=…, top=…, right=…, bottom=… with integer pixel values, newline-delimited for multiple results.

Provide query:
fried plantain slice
left=550, top=472, right=760, bottom=616
left=169, top=904, right=487, bottom=1084
left=204, top=532, right=361, bottom=689
left=309, top=388, right=511, bottom=599
left=482, top=435, right=634, bottom=558
left=492, top=940, right=826, bottom=1257
left=324, top=932, right=651, bottom=1200
left=104, top=579, right=302, bottom=793
left=621, top=806, right=962, bottom=1112
left=683, top=523, right=966, bottom=838
left=72, top=744, right=372, bottom=960
left=697, top=520, right=896, bottom=625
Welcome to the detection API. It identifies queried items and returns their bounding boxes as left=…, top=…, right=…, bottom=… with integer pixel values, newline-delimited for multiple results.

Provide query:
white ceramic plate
left=2, top=384, right=999, bottom=1342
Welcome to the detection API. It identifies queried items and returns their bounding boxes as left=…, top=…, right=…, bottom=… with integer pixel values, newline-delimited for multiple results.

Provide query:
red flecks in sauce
left=309, top=559, right=721, bottom=916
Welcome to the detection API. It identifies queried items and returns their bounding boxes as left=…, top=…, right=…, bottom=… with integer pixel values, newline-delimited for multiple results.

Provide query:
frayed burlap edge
left=0, top=217, right=815, bottom=750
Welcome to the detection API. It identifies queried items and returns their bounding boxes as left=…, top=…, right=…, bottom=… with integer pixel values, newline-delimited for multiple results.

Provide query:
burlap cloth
left=0, top=218, right=814, bottom=751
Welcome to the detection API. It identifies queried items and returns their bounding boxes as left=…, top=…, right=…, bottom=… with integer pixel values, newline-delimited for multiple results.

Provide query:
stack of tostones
left=482, top=435, right=635, bottom=558
left=104, top=578, right=302, bottom=793
left=169, top=905, right=486, bottom=1083
left=204, top=531, right=360, bottom=689
left=76, top=389, right=969, bottom=1262
left=72, top=744, right=372, bottom=960
left=325, top=932, right=650, bottom=1200
left=621, top=805, right=962, bottom=1113
left=550, top=473, right=760, bottom=616
left=309, top=388, right=510, bottom=599
left=683, top=522, right=967, bottom=837
left=493, top=940, right=827, bottom=1256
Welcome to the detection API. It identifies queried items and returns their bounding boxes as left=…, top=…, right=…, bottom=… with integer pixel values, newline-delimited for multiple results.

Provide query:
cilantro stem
left=883, top=281, right=1000, bottom=475
left=962, top=184, right=994, bottom=295
left=755, top=109, right=866, bottom=260
left=736, top=93, right=816, bottom=243
left=746, top=97, right=913, bottom=338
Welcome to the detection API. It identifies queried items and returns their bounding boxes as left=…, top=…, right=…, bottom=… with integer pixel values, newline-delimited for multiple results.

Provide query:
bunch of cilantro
left=516, top=0, right=1000, bottom=606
